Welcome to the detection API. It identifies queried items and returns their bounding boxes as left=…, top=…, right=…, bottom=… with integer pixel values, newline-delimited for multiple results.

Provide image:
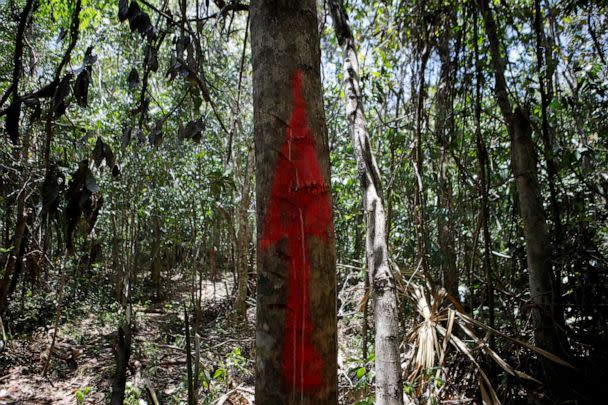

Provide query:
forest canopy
left=0, top=0, right=607, bottom=404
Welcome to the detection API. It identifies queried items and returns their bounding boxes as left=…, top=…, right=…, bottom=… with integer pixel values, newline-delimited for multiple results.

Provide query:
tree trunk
left=478, top=0, right=568, bottom=388
left=112, top=209, right=134, bottom=404
left=111, top=325, right=131, bottom=405
left=435, top=9, right=459, bottom=300
left=151, top=214, right=161, bottom=300
left=251, top=1, right=337, bottom=403
left=534, top=0, right=566, bottom=329
left=413, top=44, right=430, bottom=279
left=234, top=147, right=253, bottom=320
left=0, top=0, right=35, bottom=317
left=0, top=187, right=27, bottom=315
left=473, top=8, right=495, bottom=334
left=329, top=2, right=403, bottom=404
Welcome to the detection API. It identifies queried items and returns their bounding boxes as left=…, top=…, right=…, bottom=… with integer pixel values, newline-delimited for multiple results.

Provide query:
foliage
left=0, top=0, right=606, bottom=403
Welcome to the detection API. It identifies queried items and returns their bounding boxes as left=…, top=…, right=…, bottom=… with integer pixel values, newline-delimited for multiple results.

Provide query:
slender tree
left=251, top=1, right=337, bottom=403
left=477, top=0, right=568, bottom=389
left=435, top=6, right=459, bottom=301
left=0, top=0, right=35, bottom=317
left=329, top=1, right=404, bottom=404
left=473, top=5, right=495, bottom=333
left=234, top=147, right=253, bottom=319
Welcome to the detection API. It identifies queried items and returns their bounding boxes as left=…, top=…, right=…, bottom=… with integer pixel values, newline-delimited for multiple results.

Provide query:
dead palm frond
left=397, top=269, right=574, bottom=404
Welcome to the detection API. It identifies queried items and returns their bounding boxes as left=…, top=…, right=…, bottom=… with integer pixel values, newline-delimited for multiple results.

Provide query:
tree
left=434, top=5, right=459, bottom=301
left=329, top=1, right=404, bottom=404
left=477, top=0, right=569, bottom=389
left=0, top=0, right=35, bottom=317
left=250, top=1, right=337, bottom=403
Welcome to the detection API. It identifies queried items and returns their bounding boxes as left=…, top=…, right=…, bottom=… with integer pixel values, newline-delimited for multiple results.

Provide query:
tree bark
left=478, top=0, right=568, bottom=388
left=413, top=44, right=430, bottom=279
left=0, top=186, right=27, bottom=315
left=435, top=8, right=459, bottom=300
left=235, top=147, right=254, bottom=320
left=534, top=0, right=566, bottom=328
left=111, top=325, right=131, bottom=405
left=329, top=2, right=404, bottom=404
left=111, top=209, right=134, bottom=404
left=0, top=0, right=35, bottom=317
left=473, top=8, right=495, bottom=333
left=534, top=0, right=562, bottom=245
left=251, top=1, right=337, bottom=403
left=4, top=0, right=34, bottom=144
left=151, top=214, right=161, bottom=300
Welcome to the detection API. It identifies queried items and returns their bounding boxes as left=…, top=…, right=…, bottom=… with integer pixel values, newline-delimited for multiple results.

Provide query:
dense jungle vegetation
left=0, top=0, right=607, bottom=404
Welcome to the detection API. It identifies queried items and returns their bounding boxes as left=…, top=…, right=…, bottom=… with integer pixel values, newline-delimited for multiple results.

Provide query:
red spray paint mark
left=260, top=70, right=333, bottom=392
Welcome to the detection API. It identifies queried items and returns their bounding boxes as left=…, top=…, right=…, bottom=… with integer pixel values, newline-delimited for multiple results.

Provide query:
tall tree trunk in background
left=329, top=2, right=404, bottom=404
left=251, top=1, right=337, bottom=403
left=534, top=0, right=562, bottom=244
left=0, top=188, right=27, bottom=315
left=413, top=37, right=430, bottom=277
left=478, top=0, right=568, bottom=390
left=151, top=214, right=161, bottom=300
left=534, top=0, right=565, bottom=327
left=473, top=8, right=495, bottom=333
left=0, top=0, right=35, bottom=317
left=111, top=209, right=134, bottom=405
left=234, top=147, right=253, bottom=320
left=435, top=8, right=459, bottom=300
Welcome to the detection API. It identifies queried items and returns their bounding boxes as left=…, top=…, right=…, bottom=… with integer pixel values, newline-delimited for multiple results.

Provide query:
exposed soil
left=0, top=278, right=255, bottom=404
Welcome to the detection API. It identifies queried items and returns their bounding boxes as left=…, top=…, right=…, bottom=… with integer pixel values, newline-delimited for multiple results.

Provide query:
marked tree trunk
left=251, top=1, right=337, bottom=403
left=329, top=1, right=404, bottom=404
left=478, top=0, right=568, bottom=388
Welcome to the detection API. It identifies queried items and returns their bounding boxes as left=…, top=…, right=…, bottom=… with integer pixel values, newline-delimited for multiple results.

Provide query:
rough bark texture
left=251, top=1, right=337, bottom=403
left=478, top=0, right=567, bottom=387
left=329, top=1, right=404, bottom=404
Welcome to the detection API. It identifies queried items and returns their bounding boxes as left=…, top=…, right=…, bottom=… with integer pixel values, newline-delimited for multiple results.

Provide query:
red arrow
left=260, top=70, right=333, bottom=392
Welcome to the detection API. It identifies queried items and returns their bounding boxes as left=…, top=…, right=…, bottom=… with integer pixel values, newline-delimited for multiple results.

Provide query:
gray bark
left=478, top=0, right=568, bottom=386
left=329, top=2, right=404, bottom=404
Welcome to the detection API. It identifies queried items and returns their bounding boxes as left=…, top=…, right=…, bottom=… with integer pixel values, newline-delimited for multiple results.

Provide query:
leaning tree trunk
left=251, top=1, right=337, bottom=403
left=478, top=0, right=568, bottom=389
left=329, top=2, right=404, bottom=404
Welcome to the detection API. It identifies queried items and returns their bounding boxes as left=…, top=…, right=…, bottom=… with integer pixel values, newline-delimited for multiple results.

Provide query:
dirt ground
left=0, top=278, right=256, bottom=404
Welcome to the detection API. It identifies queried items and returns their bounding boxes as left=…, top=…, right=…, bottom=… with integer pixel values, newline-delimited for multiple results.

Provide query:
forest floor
left=0, top=276, right=258, bottom=404
left=0, top=272, right=368, bottom=404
